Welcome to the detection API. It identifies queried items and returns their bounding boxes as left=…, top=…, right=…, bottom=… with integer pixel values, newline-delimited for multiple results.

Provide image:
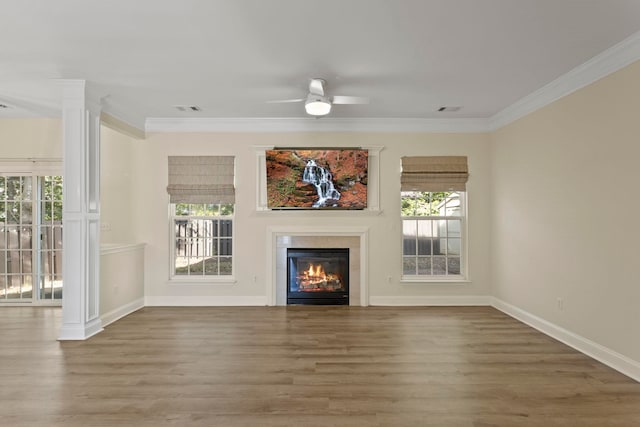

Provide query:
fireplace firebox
left=287, top=248, right=349, bottom=305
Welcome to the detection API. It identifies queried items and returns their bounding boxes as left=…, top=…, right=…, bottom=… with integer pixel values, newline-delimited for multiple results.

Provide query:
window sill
left=169, top=276, right=237, bottom=285
left=401, top=276, right=470, bottom=285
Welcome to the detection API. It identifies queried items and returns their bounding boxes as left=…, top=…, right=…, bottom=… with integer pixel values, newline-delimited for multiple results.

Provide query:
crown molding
left=100, top=103, right=147, bottom=135
left=101, top=112, right=146, bottom=140
left=0, top=93, right=61, bottom=118
left=489, top=30, right=640, bottom=130
left=145, top=117, right=491, bottom=133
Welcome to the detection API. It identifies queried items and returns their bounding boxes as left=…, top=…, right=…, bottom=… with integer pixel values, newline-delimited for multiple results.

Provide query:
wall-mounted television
left=266, top=148, right=368, bottom=209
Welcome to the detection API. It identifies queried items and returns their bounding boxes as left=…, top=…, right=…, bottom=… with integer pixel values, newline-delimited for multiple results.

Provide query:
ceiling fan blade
left=265, top=98, right=305, bottom=104
left=332, top=95, right=369, bottom=105
left=309, top=78, right=325, bottom=96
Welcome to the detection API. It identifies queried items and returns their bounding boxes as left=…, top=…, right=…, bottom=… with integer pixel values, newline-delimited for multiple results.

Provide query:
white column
left=59, top=80, right=103, bottom=340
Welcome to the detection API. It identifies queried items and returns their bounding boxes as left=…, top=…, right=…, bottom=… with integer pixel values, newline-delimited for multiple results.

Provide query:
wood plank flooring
left=1, top=306, right=639, bottom=426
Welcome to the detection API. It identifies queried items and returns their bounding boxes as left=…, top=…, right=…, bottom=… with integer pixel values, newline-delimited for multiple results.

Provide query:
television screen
left=266, top=149, right=368, bottom=209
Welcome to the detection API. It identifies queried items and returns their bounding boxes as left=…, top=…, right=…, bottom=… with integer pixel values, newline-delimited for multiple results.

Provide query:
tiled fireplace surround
left=266, top=226, right=369, bottom=306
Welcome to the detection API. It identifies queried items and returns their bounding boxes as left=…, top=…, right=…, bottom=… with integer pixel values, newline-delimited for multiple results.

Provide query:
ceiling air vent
left=174, top=105, right=202, bottom=112
left=437, top=106, right=462, bottom=112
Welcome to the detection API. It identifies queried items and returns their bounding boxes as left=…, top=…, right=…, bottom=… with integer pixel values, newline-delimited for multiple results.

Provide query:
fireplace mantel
left=266, top=226, right=369, bottom=306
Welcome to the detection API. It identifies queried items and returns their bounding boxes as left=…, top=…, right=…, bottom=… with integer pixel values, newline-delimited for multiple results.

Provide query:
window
left=401, top=191, right=465, bottom=278
left=166, top=155, right=236, bottom=280
left=171, top=203, right=233, bottom=277
left=400, top=155, right=468, bottom=280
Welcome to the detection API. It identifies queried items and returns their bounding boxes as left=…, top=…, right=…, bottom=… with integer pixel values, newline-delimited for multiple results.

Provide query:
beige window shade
left=167, top=156, right=235, bottom=204
left=401, top=156, right=469, bottom=192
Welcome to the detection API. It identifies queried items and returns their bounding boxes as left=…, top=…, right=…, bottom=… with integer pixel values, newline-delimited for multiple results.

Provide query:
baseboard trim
left=491, top=297, right=640, bottom=383
left=58, top=318, right=103, bottom=341
left=369, top=295, right=491, bottom=306
left=144, top=296, right=268, bottom=306
left=101, top=297, right=145, bottom=327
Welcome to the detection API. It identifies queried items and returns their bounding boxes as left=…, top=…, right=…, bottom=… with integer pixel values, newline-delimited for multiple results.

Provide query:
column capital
left=59, top=79, right=104, bottom=115
left=59, top=78, right=85, bottom=97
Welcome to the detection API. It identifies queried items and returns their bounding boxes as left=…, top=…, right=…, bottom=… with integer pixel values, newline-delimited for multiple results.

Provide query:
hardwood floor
left=1, top=306, right=639, bottom=426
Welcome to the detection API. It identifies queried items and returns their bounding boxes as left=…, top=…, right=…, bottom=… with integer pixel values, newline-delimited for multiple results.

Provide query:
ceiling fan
left=267, top=78, right=369, bottom=116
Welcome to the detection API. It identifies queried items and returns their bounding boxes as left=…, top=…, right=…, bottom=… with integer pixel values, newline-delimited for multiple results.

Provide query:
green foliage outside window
left=175, top=203, right=234, bottom=216
left=0, top=176, right=34, bottom=224
left=42, top=176, right=63, bottom=222
left=401, top=192, right=451, bottom=216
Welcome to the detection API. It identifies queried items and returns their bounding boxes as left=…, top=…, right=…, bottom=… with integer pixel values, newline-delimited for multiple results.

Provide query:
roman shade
left=401, top=156, right=469, bottom=192
left=167, top=156, right=235, bottom=204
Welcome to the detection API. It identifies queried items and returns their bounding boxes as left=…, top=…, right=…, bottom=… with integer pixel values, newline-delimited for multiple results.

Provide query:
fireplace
left=287, top=248, right=349, bottom=305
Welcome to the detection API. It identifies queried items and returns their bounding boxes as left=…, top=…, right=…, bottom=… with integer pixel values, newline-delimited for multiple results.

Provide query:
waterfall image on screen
left=302, top=159, right=341, bottom=207
left=266, top=149, right=368, bottom=209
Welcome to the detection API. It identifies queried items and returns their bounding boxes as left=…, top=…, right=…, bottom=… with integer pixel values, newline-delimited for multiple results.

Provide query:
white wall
left=491, top=60, right=640, bottom=363
left=133, top=132, right=492, bottom=304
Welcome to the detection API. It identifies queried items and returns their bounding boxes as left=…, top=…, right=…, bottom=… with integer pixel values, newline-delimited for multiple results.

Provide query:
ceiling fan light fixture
left=305, top=96, right=331, bottom=116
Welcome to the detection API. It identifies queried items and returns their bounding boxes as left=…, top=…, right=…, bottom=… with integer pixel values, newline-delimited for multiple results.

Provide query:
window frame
left=400, top=191, right=469, bottom=283
left=168, top=203, right=236, bottom=283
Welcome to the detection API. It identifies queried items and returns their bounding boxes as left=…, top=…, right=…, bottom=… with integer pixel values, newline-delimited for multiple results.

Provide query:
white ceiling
left=1, top=0, right=640, bottom=129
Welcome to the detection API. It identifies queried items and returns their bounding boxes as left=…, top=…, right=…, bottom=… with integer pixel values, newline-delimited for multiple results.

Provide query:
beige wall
left=491, top=60, right=640, bottom=362
left=100, top=125, right=137, bottom=244
left=0, top=118, right=61, bottom=158
left=133, top=132, right=493, bottom=301
left=100, top=244, right=144, bottom=322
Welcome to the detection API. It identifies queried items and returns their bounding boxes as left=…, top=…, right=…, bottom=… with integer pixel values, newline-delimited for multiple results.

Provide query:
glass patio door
left=0, top=175, right=34, bottom=302
left=0, top=175, right=63, bottom=303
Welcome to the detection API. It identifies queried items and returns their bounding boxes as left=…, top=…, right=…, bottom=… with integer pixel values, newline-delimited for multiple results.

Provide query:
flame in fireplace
left=306, top=263, right=326, bottom=280
left=297, top=263, right=343, bottom=291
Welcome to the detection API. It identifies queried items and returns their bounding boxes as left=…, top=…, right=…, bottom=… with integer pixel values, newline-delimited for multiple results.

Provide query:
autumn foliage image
left=266, top=149, right=368, bottom=209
